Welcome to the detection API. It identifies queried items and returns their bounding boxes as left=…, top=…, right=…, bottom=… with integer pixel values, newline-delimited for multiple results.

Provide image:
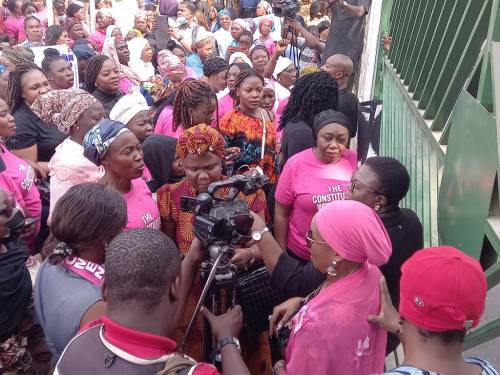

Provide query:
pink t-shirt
left=119, top=77, right=136, bottom=95
left=218, top=94, right=234, bottom=120
left=275, top=148, right=357, bottom=260
left=4, top=15, right=26, bottom=43
left=1, top=145, right=41, bottom=220
left=154, top=105, right=181, bottom=138
left=123, top=178, right=160, bottom=230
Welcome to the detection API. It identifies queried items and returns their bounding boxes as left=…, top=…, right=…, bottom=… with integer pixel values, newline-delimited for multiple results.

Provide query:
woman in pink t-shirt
left=155, top=80, right=216, bottom=138
left=275, top=110, right=357, bottom=262
left=0, top=98, right=41, bottom=223
left=82, top=119, right=160, bottom=230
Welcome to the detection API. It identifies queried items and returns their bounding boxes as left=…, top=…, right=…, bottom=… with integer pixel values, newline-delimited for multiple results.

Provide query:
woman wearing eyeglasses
left=274, top=110, right=356, bottom=264
left=257, top=200, right=392, bottom=374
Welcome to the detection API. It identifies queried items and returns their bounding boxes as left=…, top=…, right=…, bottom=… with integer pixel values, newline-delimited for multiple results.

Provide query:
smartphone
left=155, top=15, right=170, bottom=50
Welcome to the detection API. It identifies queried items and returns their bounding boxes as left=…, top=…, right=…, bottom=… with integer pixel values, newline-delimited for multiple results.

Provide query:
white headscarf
left=228, top=52, right=253, bottom=67
left=109, top=90, right=149, bottom=125
left=127, top=37, right=155, bottom=82
left=273, top=56, right=293, bottom=79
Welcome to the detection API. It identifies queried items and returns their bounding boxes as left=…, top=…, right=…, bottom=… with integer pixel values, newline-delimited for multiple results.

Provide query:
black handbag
left=236, top=263, right=284, bottom=335
left=35, top=179, right=50, bottom=206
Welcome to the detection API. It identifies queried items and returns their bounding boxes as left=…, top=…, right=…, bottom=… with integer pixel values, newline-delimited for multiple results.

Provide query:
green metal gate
left=376, top=0, right=500, bottom=348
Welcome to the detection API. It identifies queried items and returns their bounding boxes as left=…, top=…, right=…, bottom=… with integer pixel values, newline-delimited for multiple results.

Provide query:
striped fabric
left=384, top=357, right=499, bottom=375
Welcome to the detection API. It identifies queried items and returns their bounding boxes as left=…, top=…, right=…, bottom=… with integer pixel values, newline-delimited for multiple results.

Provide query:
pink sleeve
left=275, top=157, right=295, bottom=206
left=192, top=363, right=220, bottom=375
left=154, top=106, right=174, bottom=136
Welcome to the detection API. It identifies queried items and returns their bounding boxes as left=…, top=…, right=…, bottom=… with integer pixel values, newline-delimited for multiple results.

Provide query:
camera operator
left=323, top=0, right=372, bottom=87
left=54, top=229, right=252, bottom=375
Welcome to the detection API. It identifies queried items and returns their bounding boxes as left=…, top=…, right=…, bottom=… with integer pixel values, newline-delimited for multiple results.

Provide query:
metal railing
left=376, top=0, right=500, bottom=348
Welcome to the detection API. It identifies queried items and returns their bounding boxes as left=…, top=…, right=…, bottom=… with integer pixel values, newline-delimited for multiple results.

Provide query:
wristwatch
left=216, top=337, right=241, bottom=352
left=252, top=227, right=270, bottom=242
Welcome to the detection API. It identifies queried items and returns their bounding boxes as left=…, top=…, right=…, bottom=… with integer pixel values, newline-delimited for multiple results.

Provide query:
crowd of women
left=0, top=0, right=498, bottom=374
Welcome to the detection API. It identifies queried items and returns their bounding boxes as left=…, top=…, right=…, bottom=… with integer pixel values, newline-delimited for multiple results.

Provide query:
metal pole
left=180, top=251, right=225, bottom=353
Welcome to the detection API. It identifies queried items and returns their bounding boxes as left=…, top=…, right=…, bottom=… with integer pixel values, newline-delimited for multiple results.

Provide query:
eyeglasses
left=306, top=230, right=328, bottom=248
left=348, top=175, right=385, bottom=196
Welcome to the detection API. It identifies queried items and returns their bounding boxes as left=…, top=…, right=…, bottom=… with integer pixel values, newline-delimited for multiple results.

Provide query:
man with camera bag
left=54, top=229, right=251, bottom=375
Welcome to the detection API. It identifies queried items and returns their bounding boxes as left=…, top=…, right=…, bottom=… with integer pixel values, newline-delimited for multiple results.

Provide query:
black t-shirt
left=323, top=0, right=372, bottom=61
left=338, top=88, right=359, bottom=138
left=6, top=104, right=67, bottom=162
left=280, top=120, right=315, bottom=166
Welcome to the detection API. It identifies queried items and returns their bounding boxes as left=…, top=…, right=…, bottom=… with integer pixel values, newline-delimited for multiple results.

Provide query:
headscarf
left=192, top=28, right=214, bottom=49
left=312, top=110, right=350, bottom=139
left=83, top=120, right=131, bottom=166
left=202, top=57, right=229, bottom=77
left=315, top=200, right=392, bottom=267
left=257, top=0, right=273, bottom=14
left=259, top=16, right=273, bottom=30
left=102, top=36, right=141, bottom=84
left=273, top=56, right=293, bottom=79
left=127, top=28, right=143, bottom=38
left=177, top=124, right=225, bottom=159
left=233, top=18, right=252, bottom=32
left=300, top=65, right=320, bottom=77
left=0, top=239, right=32, bottom=341
left=157, top=49, right=184, bottom=77
left=228, top=52, right=252, bottom=66
left=72, top=39, right=97, bottom=60
left=264, top=78, right=274, bottom=91
left=109, top=90, right=149, bottom=125
left=127, top=37, right=155, bottom=82
left=105, top=25, right=121, bottom=40
left=31, top=89, right=99, bottom=134
left=218, top=9, right=231, bottom=18
left=142, top=135, right=178, bottom=192
left=1, top=46, right=34, bottom=65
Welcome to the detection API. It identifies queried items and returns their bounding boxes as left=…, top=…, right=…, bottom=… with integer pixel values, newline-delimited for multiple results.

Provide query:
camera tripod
left=180, top=245, right=238, bottom=362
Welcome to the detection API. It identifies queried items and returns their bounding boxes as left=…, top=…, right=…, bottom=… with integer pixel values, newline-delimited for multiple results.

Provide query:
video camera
left=272, top=0, right=299, bottom=18
left=180, top=170, right=269, bottom=268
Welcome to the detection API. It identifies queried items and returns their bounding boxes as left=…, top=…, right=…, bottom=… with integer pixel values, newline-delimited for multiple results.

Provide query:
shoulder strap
left=258, top=108, right=267, bottom=160
left=156, top=353, right=198, bottom=375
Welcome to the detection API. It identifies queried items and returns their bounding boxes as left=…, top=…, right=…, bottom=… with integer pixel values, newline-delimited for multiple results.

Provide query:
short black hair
left=45, top=25, right=65, bottom=46
left=364, top=156, right=410, bottom=206
left=418, top=328, right=466, bottom=345
left=105, top=229, right=182, bottom=311
left=6, top=0, right=18, bottom=13
left=317, top=20, right=330, bottom=34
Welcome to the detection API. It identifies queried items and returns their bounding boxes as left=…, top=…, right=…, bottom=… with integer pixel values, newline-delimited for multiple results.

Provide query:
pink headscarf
left=315, top=200, right=392, bottom=266
left=157, top=49, right=185, bottom=77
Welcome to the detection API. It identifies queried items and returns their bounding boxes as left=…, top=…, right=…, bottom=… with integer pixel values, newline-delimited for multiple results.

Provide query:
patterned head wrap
left=127, top=28, right=143, bottom=38
left=83, top=120, right=131, bottom=166
left=30, top=89, right=99, bottom=133
left=257, top=1, right=273, bottom=14
left=177, top=124, right=225, bottom=160
left=233, top=18, right=251, bottom=32
left=202, top=57, right=229, bottom=77
left=1, top=46, right=34, bottom=65
left=300, top=65, right=320, bottom=77
left=218, top=9, right=231, bottom=17
left=157, top=49, right=185, bottom=77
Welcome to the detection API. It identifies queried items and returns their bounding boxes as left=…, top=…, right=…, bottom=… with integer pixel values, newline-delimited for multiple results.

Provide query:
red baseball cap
left=399, top=246, right=487, bottom=332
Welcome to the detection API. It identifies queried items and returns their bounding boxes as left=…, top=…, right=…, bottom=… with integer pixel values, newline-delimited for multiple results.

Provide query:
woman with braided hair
left=154, top=79, right=217, bottom=138
left=219, top=69, right=278, bottom=183
left=85, top=54, right=124, bottom=117
left=279, top=70, right=339, bottom=164
left=34, top=183, right=128, bottom=359
left=0, top=46, right=35, bottom=72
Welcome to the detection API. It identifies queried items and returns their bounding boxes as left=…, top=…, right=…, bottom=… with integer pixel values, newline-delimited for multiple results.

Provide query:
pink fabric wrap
left=284, top=262, right=387, bottom=374
left=315, top=200, right=392, bottom=266
left=157, top=49, right=185, bottom=77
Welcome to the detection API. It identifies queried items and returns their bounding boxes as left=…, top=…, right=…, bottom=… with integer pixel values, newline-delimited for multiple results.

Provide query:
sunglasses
left=306, top=230, right=328, bottom=248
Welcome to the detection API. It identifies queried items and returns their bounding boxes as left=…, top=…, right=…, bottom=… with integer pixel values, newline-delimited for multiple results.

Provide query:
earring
left=75, top=126, right=80, bottom=131
left=374, top=205, right=380, bottom=212
left=326, top=260, right=337, bottom=277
